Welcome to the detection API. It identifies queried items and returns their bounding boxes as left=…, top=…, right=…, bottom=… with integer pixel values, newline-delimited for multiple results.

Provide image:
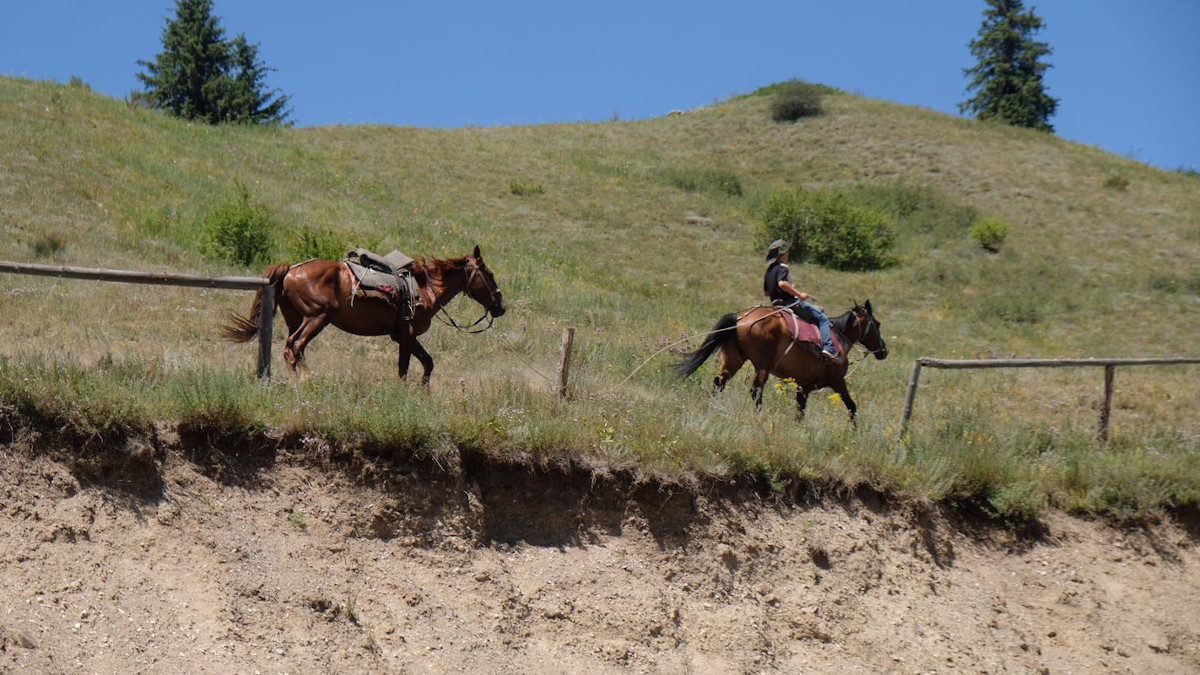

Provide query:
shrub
left=31, top=232, right=68, bottom=258
left=759, top=189, right=896, bottom=271
left=970, top=218, right=1009, bottom=252
left=770, top=80, right=825, bottom=122
left=201, top=182, right=275, bottom=267
left=509, top=180, right=545, bottom=196
left=288, top=225, right=350, bottom=261
left=1102, top=174, right=1130, bottom=191
left=659, top=166, right=743, bottom=197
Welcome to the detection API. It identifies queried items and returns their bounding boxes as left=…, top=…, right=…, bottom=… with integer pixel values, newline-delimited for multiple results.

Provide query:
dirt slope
left=2, top=426, right=1198, bottom=674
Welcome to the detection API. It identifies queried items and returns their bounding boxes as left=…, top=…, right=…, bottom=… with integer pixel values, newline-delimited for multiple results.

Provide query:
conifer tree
left=136, top=0, right=291, bottom=125
left=960, top=0, right=1058, bottom=132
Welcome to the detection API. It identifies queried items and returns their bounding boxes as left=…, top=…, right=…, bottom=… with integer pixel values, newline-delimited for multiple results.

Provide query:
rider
left=764, top=239, right=841, bottom=363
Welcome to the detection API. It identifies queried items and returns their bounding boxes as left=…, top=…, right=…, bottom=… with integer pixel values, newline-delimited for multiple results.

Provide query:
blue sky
left=3, top=1, right=1197, bottom=170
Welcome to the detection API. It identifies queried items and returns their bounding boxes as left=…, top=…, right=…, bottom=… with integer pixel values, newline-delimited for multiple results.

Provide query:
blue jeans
left=785, top=300, right=836, bottom=354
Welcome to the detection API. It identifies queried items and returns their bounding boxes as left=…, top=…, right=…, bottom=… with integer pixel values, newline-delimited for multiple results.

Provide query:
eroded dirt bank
left=2, top=425, right=1199, bottom=674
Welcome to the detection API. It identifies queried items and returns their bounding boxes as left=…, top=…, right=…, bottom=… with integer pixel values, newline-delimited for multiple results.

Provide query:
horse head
left=465, top=245, right=506, bottom=317
left=852, top=300, right=888, bottom=360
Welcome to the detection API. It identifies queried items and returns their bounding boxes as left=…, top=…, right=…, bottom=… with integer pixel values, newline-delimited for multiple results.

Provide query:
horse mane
left=411, top=254, right=473, bottom=288
left=829, top=307, right=859, bottom=335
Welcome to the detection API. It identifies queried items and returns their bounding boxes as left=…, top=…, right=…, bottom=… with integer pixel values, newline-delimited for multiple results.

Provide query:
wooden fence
left=0, top=261, right=274, bottom=378
left=900, top=356, right=1200, bottom=441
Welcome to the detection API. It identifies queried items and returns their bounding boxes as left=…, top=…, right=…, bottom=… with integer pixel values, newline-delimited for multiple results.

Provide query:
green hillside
left=2, top=75, right=1198, bottom=520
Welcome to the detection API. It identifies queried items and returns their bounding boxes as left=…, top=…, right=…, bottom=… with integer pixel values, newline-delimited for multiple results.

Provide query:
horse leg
left=829, top=379, right=858, bottom=425
left=713, top=343, right=745, bottom=394
left=751, top=369, right=769, bottom=410
left=796, top=386, right=810, bottom=420
left=390, top=329, right=413, bottom=379
left=290, top=314, right=331, bottom=377
left=409, top=339, right=434, bottom=387
left=280, top=302, right=304, bottom=374
left=395, top=341, right=412, bottom=379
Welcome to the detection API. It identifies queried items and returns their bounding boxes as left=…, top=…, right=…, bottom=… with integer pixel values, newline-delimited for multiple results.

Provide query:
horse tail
left=221, top=262, right=290, bottom=343
left=677, top=313, right=738, bottom=380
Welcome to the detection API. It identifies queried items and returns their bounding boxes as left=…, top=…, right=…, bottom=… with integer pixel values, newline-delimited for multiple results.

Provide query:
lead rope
left=595, top=305, right=789, bottom=397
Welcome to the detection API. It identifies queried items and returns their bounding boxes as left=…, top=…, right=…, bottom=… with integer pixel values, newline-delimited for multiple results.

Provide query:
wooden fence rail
left=0, top=261, right=274, bottom=379
left=900, top=356, right=1200, bottom=441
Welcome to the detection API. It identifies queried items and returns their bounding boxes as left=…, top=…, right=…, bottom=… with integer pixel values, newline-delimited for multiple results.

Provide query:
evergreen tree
left=960, top=0, right=1058, bottom=132
left=136, top=0, right=291, bottom=125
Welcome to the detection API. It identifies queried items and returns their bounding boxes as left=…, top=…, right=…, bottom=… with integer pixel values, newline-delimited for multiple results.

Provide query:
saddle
left=779, top=308, right=845, bottom=358
left=344, top=248, right=421, bottom=320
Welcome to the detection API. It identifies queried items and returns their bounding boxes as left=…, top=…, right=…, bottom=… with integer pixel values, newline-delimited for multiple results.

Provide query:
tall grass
left=1, top=354, right=1194, bottom=520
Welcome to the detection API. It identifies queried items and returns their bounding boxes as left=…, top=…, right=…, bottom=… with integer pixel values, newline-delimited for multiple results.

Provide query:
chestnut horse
left=678, top=301, right=887, bottom=421
left=223, top=245, right=506, bottom=383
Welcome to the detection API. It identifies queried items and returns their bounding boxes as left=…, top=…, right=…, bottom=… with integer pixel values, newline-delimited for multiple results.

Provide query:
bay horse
left=222, top=245, right=505, bottom=383
left=678, top=301, right=887, bottom=421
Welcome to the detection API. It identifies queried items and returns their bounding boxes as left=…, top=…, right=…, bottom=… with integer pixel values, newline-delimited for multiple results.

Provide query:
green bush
left=770, top=80, right=825, bottom=122
left=201, top=183, right=276, bottom=267
left=970, top=217, right=1009, bottom=252
left=31, top=232, right=68, bottom=258
left=288, top=225, right=350, bottom=261
left=759, top=189, right=896, bottom=271
left=509, top=180, right=545, bottom=196
left=1102, top=174, right=1130, bottom=191
left=658, top=167, right=743, bottom=197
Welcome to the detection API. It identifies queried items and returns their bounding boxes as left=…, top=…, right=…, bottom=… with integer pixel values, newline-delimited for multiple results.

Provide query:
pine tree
left=222, top=35, right=293, bottom=124
left=960, top=0, right=1058, bottom=132
left=136, top=0, right=291, bottom=125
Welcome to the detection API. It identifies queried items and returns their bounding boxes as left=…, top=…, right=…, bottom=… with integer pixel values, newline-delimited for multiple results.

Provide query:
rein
left=432, top=260, right=500, bottom=334
left=437, top=307, right=494, bottom=333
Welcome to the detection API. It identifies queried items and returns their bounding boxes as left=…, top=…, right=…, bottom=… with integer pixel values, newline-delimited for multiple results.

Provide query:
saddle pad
left=780, top=311, right=845, bottom=356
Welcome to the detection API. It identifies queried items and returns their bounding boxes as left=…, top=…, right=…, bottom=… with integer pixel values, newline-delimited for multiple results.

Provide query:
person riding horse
left=763, top=239, right=841, bottom=364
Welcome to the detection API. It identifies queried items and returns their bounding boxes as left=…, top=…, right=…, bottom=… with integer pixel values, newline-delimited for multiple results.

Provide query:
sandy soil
left=2, top=423, right=1198, bottom=674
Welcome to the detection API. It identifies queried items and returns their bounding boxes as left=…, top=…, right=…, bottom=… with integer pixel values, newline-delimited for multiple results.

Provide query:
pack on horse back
left=344, top=248, right=422, bottom=320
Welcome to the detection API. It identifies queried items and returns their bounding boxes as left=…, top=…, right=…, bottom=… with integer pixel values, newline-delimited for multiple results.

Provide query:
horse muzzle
left=874, top=347, right=889, bottom=360
left=491, top=300, right=507, bottom=317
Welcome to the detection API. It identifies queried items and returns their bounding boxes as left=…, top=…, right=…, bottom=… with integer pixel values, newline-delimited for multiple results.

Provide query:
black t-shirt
left=764, top=262, right=794, bottom=304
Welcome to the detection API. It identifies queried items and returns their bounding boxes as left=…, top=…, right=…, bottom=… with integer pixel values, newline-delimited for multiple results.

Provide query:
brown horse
left=678, top=301, right=887, bottom=421
left=223, top=245, right=505, bottom=383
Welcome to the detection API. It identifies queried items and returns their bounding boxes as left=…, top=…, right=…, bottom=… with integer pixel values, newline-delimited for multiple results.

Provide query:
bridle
left=852, top=308, right=887, bottom=357
left=435, top=260, right=502, bottom=334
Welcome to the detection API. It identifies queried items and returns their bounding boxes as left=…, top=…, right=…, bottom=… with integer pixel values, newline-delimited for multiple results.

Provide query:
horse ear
left=865, top=299, right=873, bottom=314
left=473, top=244, right=482, bottom=259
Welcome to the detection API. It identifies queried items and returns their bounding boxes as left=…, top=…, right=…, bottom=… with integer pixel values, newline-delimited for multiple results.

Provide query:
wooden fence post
left=556, top=327, right=575, bottom=399
left=256, top=283, right=274, bottom=380
left=1099, top=364, right=1115, bottom=442
left=900, top=360, right=923, bottom=431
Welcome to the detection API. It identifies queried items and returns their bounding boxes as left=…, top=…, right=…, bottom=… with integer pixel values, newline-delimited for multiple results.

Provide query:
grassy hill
left=1, top=75, right=1198, bottom=520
